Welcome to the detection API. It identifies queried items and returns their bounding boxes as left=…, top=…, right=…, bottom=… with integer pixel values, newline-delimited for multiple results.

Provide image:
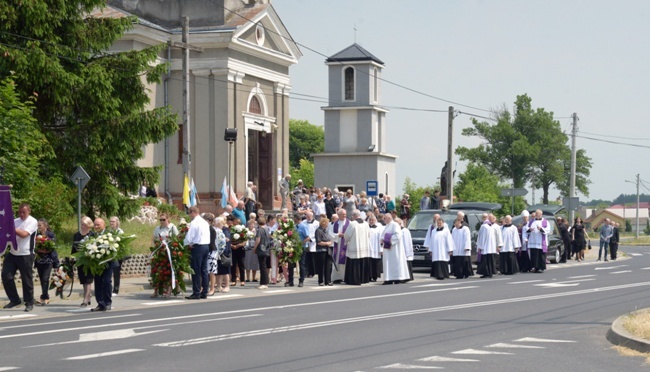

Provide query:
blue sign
left=0, top=185, right=17, bottom=255
left=366, top=180, right=378, bottom=197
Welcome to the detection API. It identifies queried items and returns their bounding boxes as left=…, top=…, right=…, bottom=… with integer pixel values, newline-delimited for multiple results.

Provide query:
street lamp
left=224, top=128, right=238, bottom=195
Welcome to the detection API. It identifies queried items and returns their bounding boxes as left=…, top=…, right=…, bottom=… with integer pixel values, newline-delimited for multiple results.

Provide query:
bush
left=20, top=179, right=74, bottom=231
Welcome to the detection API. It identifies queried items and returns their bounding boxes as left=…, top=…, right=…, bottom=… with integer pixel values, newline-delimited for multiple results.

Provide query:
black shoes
left=90, top=305, right=109, bottom=312
left=3, top=301, right=21, bottom=309
left=298, top=281, right=304, bottom=287
left=185, top=295, right=201, bottom=300
left=200, top=294, right=208, bottom=299
left=24, top=303, right=34, bottom=312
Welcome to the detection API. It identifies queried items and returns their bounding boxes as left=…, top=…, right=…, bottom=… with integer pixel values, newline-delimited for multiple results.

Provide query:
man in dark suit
left=610, top=221, right=620, bottom=260
left=557, top=217, right=571, bottom=263
left=91, top=218, right=115, bottom=312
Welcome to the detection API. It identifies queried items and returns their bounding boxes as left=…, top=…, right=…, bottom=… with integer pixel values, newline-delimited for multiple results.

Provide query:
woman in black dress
left=72, top=216, right=95, bottom=307
left=571, top=217, right=590, bottom=262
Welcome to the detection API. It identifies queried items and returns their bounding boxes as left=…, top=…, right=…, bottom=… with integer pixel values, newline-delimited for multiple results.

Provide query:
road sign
left=366, top=180, right=378, bottom=197
left=562, top=197, right=579, bottom=211
left=500, top=188, right=528, bottom=197
left=70, top=166, right=90, bottom=190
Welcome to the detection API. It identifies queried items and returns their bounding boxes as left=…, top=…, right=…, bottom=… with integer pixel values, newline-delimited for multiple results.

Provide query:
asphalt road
left=1, top=246, right=650, bottom=371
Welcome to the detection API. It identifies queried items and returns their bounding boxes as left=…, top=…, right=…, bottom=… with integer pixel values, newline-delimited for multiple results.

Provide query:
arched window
left=249, top=95, right=262, bottom=114
left=344, top=67, right=354, bottom=101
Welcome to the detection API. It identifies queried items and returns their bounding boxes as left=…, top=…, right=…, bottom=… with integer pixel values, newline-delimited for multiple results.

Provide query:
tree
left=290, top=158, right=315, bottom=189
left=456, top=94, right=592, bottom=204
left=401, top=177, right=437, bottom=214
left=454, top=162, right=526, bottom=216
left=289, top=119, right=324, bottom=169
left=0, top=0, right=178, bottom=218
left=556, top=149, right=592, bottom=199
left=625, top=219, right=632, bottom=232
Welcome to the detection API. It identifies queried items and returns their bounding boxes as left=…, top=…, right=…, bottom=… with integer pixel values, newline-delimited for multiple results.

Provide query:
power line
left=579, top=131, right=650, bottom=141
left=576, top=135, right=650, bottom=149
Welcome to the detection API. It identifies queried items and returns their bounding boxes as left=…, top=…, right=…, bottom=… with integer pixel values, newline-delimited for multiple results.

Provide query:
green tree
left=456, top=94, right=591, bottom=204
left=625, top=219, right=632, bottom=232
left=290, top=158, right=315, bottom=189
left=401, top=177, right=437, bottom=214
left=289, top=119, right=324, bottom=169
left=454, top=162, right=526, bottom=216
left=0, top=0, right=178, bottom=218
left=556, top=149, right=592, bottom=199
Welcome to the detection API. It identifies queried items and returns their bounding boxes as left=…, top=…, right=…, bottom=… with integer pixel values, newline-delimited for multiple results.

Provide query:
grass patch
left=54, top=215, right=183, bottom=256
left=623, top=310, right=650, bottom=340
left=612, top=345, right=650, bottom=365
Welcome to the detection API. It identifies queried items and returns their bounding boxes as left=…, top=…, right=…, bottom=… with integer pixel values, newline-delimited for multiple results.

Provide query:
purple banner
left=0, top=185, right=17, bottom=255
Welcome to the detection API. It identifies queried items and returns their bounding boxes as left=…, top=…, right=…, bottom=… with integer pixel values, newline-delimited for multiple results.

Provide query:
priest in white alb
left=451, top=219, right=473, bottom=279
left=367, top=214, right=384, bottom=282
left=526, top=210, right=550, bottom=273
left=424, top=217, right=454, bottom=280
left=343, top=210, right=371, bottom=285
left=477, top=213, right=498, bottom=278
left=499, top=215, right=521, bottom=275
left=381, top=213, right=409, bottom=285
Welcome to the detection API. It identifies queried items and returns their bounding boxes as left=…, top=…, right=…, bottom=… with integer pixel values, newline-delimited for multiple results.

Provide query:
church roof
left=326, top=43, right=384, bottom=65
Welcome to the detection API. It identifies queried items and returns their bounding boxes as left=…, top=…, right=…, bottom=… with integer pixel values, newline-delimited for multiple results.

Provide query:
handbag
left=587, top=239, right=592, bottom=250
left=219, top=252, right=232, bottom=266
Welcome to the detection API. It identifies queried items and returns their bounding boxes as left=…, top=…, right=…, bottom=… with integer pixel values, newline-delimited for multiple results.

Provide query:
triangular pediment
left=231, top=5, right=302, bottom=65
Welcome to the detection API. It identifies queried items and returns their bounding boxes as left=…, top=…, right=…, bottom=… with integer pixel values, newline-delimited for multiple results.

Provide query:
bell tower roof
left=326, top=43, right=384, bottom=65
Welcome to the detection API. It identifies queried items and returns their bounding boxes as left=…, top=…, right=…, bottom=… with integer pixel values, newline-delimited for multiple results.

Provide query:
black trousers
left=313, top=251, right=332, bottom=285
left=2, top=254, right=35, bottom=305
left=610, top=242, right=619, bottom=260
left=94, top=263, right=115, bottom=308
left=35, top=263, right=53, bottom=300
left=257, top=255, right=269, bottom=285
left=231, top=248, right=246, bottom=282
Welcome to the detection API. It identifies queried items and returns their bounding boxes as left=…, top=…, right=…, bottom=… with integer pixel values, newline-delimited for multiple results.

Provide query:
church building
left=94, top=0, right=301, bottom=210
left=313, top=44, right=397, bottom=197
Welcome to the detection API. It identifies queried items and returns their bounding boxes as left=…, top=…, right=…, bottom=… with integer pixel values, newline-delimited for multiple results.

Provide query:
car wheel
left=553, top=247, right=561, bottom=264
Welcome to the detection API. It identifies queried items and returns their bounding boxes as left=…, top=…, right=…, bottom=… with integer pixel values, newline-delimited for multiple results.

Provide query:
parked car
left=407, top=203, right=501, bottom=268
left=512, top=205, right=566, bottom=264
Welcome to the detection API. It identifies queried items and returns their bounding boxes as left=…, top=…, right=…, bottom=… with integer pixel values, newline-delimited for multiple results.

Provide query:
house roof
left=326, top=43, right=384, bottom=65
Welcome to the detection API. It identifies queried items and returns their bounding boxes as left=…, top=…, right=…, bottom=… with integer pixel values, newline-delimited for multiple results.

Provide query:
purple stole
left=527, top=218, right=548, bottom=252
left=333, top=219, right=350, bottom=265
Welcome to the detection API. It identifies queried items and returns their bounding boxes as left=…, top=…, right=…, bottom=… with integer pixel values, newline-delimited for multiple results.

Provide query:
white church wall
left=339, top=110, right=358, bottom=152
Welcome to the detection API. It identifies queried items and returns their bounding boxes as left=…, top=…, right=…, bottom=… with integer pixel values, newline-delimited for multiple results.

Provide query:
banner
left=220, top=176, right=228, bottom=208
left=0, top=185, right=17, bottom=255
left=182, top=175, right=190, bottom=207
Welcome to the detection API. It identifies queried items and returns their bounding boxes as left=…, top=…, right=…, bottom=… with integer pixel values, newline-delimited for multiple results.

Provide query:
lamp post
left=224, top=128, right=238, bottom=196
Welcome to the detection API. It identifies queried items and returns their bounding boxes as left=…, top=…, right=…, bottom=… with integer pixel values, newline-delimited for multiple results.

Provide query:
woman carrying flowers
left=35, top=218, right=59, bottom=305
left=208, top=216, right=229, bottom=294
left=71, top=216, right=95, bottom=307
left=150, top=214, right=187, bottom=298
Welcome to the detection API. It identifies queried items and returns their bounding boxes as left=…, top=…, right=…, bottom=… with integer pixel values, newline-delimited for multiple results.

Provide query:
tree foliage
left=290, top=158, right=315, bottom=189
left=0, top=0, right=178, bottom=219
left=289, top=119, right=324, bottom=169
left=401, top=177, right=438, bottom=214
left=456, top=94, right=591, bottom=204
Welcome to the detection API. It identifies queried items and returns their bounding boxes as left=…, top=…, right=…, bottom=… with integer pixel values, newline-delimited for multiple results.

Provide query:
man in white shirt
left=2, top=203, right=38, bottom=311
left=184, top=206, right=211, bottom=299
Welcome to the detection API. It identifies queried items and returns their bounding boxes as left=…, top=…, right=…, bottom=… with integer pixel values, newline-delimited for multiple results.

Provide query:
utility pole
left=569, top=112, right=578, bottom=223
left=170, top=16, right=203, bottom=183
left=625, top=174, right=641, bottom=239
left=531, top=171, right=535, bottom=205
left=447, top=106, right=454, bottom=207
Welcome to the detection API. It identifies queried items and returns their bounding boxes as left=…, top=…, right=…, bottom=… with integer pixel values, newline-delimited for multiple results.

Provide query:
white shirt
left=426, top=227, right=454, bottom=262
left=527, top=218, right=550, bottom=249
left=184, top=215, right=211, bottom=246
left=368, top=224, right=384, bottom=259
left=452, top=225, right=471, bottom=257
left=14, top=216, right=37, bottom=256
left=300, top=219, right=319, bottom=252
left=477, top=221, right=497, bottom=254
left=501, top=225, right=522, bottom=253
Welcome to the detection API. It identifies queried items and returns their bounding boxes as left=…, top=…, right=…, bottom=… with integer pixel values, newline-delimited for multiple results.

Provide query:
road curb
left=606, top=309, right=650, bottom=353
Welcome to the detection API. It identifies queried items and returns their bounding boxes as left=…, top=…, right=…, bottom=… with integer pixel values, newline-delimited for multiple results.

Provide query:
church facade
left=313, top=44, right=397, bottom=197
left=94, top=0, right=301, bottom=210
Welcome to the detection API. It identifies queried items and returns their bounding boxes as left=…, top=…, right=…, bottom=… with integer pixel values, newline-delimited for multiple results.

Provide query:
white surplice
left=344, top=220, right=371, bottom=259
left=368, top=224, right=385, bottom=259
left=527, top=218, right=550, bottom=249
left=501, top=225, right=522, bottom=253
left=452, top=225, right=471, bottom=256
left=381, top=221, right=410, bottom=281
left=477, top=221, right=497, bottom=254
left=425, top=227, right=454, bottom=262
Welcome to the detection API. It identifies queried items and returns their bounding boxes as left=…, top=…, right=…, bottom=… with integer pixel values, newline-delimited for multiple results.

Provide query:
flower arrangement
left=150, top=223, right=193, bottom=296
left=272, top=216, right=302, bottom=265
left=230, top=224, right=255, bottom=245
left=49, top=264, right=73, bottom=298
left=74, top=232, right=136, bottom=276
left=35, top=235, right=57, bottom=261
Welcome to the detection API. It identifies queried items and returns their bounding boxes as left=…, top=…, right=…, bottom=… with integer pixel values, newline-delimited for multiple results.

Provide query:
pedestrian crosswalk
left=376, top=337, right=575, bottom=369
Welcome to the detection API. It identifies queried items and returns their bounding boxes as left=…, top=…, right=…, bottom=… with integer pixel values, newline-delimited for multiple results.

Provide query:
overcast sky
left=272, top=0, right=650, bottom=202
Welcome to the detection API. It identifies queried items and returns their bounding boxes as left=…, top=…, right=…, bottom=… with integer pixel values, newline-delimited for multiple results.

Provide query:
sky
left=272, top=0, right=650, bottom=203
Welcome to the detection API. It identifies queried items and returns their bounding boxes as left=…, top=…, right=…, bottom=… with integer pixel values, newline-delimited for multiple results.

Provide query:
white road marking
left=641, top=267, right=650, bottom=270
left=142, top=300, right=185, bottom=306
left=567, top=275, right=596, bottom=279
left=66, top=309, right=91, bottom=313
left=595, top=265, right=628, bottom=270
left=535, top=283, right=580, bottom=288
left=202, top=294, right=244, bottom=300
left=610, top=270, right=632, bottom=274
left=30, top=329, right=167, bottom=347
left=486, top=342, right=544, bottom=349
left=515, top=337, right=576, bottom=343
left=0, top=314, right=36, bottom=321
left=452, top=349, right=513, bottom=355
left=65, top=349, right=145, bottom=360
left=507, top=280, right=544, bottom=285
left=153, top=282, right=650, bottom=348
left=0, top=314, right=141, bottom=331
left=378, top=363, right=442, bottom=369
left=265, top=290, right=294, bottom=294
left=629, top=253, right=643, bottom=256
left=418, top=356, right=479, bottom=362
left=412, top=278, right=507, bottom=288
left=0, top=367, right=20, bottom=371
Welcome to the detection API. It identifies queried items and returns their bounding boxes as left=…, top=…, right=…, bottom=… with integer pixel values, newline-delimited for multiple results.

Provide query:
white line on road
left=0, top=367, right=20, bottom=371
left=610, top=270, right=632, bottom=274
left=0, top=314, right=36, bottom=321
left=452, top=349, right=513, bottom=355
left=153, top=282, right=650, bottom=348
left=486, top=342, right=544, bottom=349
left=0, top=314, right=141, bottom=331
left=641, top=267, right=650, bottom=270
left=30, top=329, right=168, bottom=348
left=595, top=265, right=628, bottom=270
left=418, top=356, right=479, bottom=362
left=265, top=290, right=294, bottom=294
left=66, top=309, right=91, bottom=313
left=507, top=280, right=544, bottom=285
left=65, top=349, right=145, bottom=360
left=202, top=294, right=244, bottom=300
left=629, top=253, right=643, bottom=256
left=567, top=275, right=596, bottom=279
left=142, top=300, right=185, bottom=306
left=378, top=363, right=442, bottom=369
left=412, top=278, right=507, bottom=288
left=514, top=337, right=576, bottom=343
